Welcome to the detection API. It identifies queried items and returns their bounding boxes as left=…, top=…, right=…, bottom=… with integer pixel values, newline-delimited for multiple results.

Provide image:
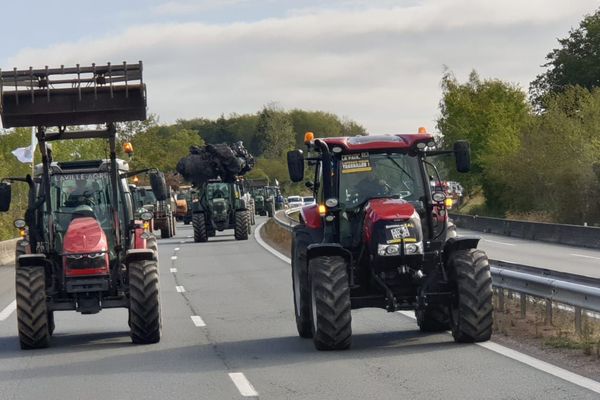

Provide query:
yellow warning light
left=418, top=127, right=427, bottom=134
left=123, top=142, right=134, bottom=154
left=304, top=131, right=315, bottom=144
left=318, top=204, right=326, bottom=216
left=444, top=198, right=453, bottom=208
left=133, top=176, right=139, bottom=184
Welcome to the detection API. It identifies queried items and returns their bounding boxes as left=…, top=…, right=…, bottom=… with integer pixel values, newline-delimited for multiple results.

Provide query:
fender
left=17, top=253, right=48, bottom=268
left=125, top=248, right=156, bottom=263
left=307, top=243, right=352, bottom=265
left=300, top=204, right=321, bottom=230
left=443, top=236, right=480, bottom=264
left=133, top=225, right=146, bottom=249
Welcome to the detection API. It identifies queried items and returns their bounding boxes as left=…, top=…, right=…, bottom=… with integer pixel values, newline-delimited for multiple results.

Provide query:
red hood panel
left=63, top=217, right=108, bottom=254
left=363, top=199, right=416, bottom=243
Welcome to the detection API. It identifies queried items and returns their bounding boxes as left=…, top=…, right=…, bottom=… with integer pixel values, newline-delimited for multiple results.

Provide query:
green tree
left=437, top=70, right=530, bottom=212
left=530, top=9, right=600, bottom=106
left=256, top=106, right=295, bottom=159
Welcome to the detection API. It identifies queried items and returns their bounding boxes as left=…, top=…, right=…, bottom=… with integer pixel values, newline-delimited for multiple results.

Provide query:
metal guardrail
left=449, top=213, right=600, bottom=250
left=270, top=211, right=600, bottom=331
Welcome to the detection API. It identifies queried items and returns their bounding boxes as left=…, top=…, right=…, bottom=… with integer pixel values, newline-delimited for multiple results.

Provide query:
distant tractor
left=287, top=131, right=492, bottom=350
left=0, top=62, right=164, bottom=348
left=137, top=185, right=176, bottom=239
left=191, top=179, right=251, bottom=242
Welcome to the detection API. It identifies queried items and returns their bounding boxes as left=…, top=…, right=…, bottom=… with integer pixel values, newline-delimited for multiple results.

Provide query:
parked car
left=303, top=196, right=315, bottom=205
left=287, top=195, right=304, bottom=208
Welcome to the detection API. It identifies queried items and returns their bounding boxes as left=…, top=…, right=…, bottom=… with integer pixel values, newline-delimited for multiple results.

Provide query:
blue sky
left=1, top=1, right=598, bottom=132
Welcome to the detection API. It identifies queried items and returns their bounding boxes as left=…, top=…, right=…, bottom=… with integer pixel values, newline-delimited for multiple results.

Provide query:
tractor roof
left=35, top=158, right=129, bottom=176
left=318, top=134, right=434, bottom=153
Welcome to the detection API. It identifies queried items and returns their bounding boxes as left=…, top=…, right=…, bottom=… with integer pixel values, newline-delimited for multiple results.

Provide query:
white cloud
left=4, top=1, right=598, bottom=133
left=152, top=0, right=251, bottom=15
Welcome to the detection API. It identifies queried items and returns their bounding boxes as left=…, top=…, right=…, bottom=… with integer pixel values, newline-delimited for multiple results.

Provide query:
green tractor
left=192, top=179, right=251, bottom=242
left=252, top=187, right=275, bottom=217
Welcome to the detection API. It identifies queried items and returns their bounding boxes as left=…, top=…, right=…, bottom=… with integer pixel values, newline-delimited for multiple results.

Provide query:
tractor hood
left=63, top=217, right=108, bottom=254
left=363, top=198, right=417, bottom=243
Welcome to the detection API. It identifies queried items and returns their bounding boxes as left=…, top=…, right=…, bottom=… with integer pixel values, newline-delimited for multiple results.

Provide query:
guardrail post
left=545, top=300, right=553, bottom=325
left=575, top=307, right=582, bottom=335
left=520, top=294, right=526, bottom=318
left=497, top=289, right=505, bottom=312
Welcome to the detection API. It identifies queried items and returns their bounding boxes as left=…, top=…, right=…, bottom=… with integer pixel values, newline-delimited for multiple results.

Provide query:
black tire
left=147, top=236, right=158, bottom=254
left=129, top=260, right=161, bottom=344
left=292, top=229, right=312, bottom=338
left=234, top=211, right=250, bottom=240
left=416, top=304, right=450, bottom=332
left=48, top=311, right=55, bottom=336
left=309, top=256, right=352, bottom=350
left=448, top=249, right=493, bottom=343
left=193, top=213, right=208, bottom=242
left=250, top=203, right=256, bottom=225
left=267, top=203, right=274, bottom=218
left=16, top=267, right=50, bottom=349
left=15, top=239, right=26, bottom=262
left=161, top=217, right=171, bottom=239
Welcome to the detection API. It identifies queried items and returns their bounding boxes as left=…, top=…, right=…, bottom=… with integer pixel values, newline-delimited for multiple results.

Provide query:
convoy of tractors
left=0, top=61, right=488, bottom=352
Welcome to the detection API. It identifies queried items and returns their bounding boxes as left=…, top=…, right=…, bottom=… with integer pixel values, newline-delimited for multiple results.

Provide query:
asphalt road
left=458, top=228, right=600, bottom=279
left=0, top=217, right=598, bottom=399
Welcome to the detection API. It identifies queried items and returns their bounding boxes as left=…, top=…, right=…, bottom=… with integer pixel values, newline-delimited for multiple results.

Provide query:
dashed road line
left=170, top=268, right=177, bottom=273
left=174, top=247, right=180, bottom=251
left=171, top=256, right=178, bottom=261
left=570, top=253, right=600, bottom=261
left=228, top=372, right=259, bottom=398
left=175, top=286, right=186, bottom=293
left=190, top=315, right=206, bottom=327
left=0, top=300, right=16, bottom=321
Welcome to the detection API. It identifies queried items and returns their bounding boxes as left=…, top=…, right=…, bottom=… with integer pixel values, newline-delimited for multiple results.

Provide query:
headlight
left=377, top=242, right=423, bottom=256
left=325, top=198, right=338, bottom=207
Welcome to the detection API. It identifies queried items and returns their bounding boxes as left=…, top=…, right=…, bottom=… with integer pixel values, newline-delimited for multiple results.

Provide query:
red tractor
left=0, top=62, right=164, bottom=349
left=287, top=132, right=492, bottom=350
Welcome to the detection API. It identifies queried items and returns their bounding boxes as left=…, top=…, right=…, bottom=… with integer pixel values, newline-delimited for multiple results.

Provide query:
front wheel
left=448, top=249, right=493, bottom=343
left=193, top=213, right=208, bottom=243
left=234, top=211, right=250, bottom=240
left=292, top=230, right=312, bottom=338
left=16, top=267, right=50, bottom=349
left=309, top=256, right=352, bottom=350
left=129, top=260, right=161, bottom=344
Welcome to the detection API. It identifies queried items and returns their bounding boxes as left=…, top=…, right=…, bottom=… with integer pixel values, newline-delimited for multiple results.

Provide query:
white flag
left=12, top=145, right=35, bottom=164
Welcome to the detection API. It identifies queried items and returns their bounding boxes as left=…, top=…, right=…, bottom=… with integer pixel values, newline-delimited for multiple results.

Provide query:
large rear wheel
left=16, top=267, right=50, bottom=349
left=309, top=256, right=352, bottom=350
left=129, top=260, right=161, bottom=344
left=449, top=249, right=493, bottom=343
left=193, top=213, right=208, bottom=242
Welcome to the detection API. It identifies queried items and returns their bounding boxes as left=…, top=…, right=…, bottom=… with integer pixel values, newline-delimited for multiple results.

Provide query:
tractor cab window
left=139, top=188, right=157, bottom=205
left=49, top=172, right=113, bottom=234
left=207, top=183, right=229, bottom=200
left=338, top=153, right=425, bottom=209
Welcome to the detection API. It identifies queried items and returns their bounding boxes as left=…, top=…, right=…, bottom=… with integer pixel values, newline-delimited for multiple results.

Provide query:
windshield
left=140, top=189, right=156, bottom=205
left=207, top=183, right=229, bottom=199
left=288, top=196, right=301, bottom=202
left=49, top=172, right=114, bottom=234
left=338, top=152, right=425, bottom=208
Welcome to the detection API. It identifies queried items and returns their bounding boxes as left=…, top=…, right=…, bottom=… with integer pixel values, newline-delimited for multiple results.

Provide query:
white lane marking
left=570, top=253, right=600, bottom=261
left=483, top=238, right=516, bottom=246
left=176, top=286, right=186, bottom=293
left=174, top=247, right=180, bottom=251
left=171, top=256, right=178, bottom=261
left=396, top=311, right=600, bottom=394
left=187, top=235, right=192, bottom=238
left=180, top=240, right=185, bottom=244
left=254, top=222, right=291, bottom=263
left=0, top=300, right=17, bottom=321
left=228, top=372, right=259, bottom=398
left=190, top=315, right=206, bottom=327
left=170, top=268, right=177, bottom=273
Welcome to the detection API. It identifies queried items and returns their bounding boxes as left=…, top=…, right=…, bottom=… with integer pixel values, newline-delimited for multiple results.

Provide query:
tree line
left=439, top=8, right=600, bottom=225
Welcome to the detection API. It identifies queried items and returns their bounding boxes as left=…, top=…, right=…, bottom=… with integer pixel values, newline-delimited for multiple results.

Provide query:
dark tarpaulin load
left=176, top=141, right=255, bottom=185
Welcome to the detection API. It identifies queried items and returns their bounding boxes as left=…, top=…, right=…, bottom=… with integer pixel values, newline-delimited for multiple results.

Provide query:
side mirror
left=454, top=141, right=471, bottom=173
left=0, top=182, right=11, bottom=212
left=287, top=150, right=305, bottom=183
left=149, top=171, right=168, bottom=201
